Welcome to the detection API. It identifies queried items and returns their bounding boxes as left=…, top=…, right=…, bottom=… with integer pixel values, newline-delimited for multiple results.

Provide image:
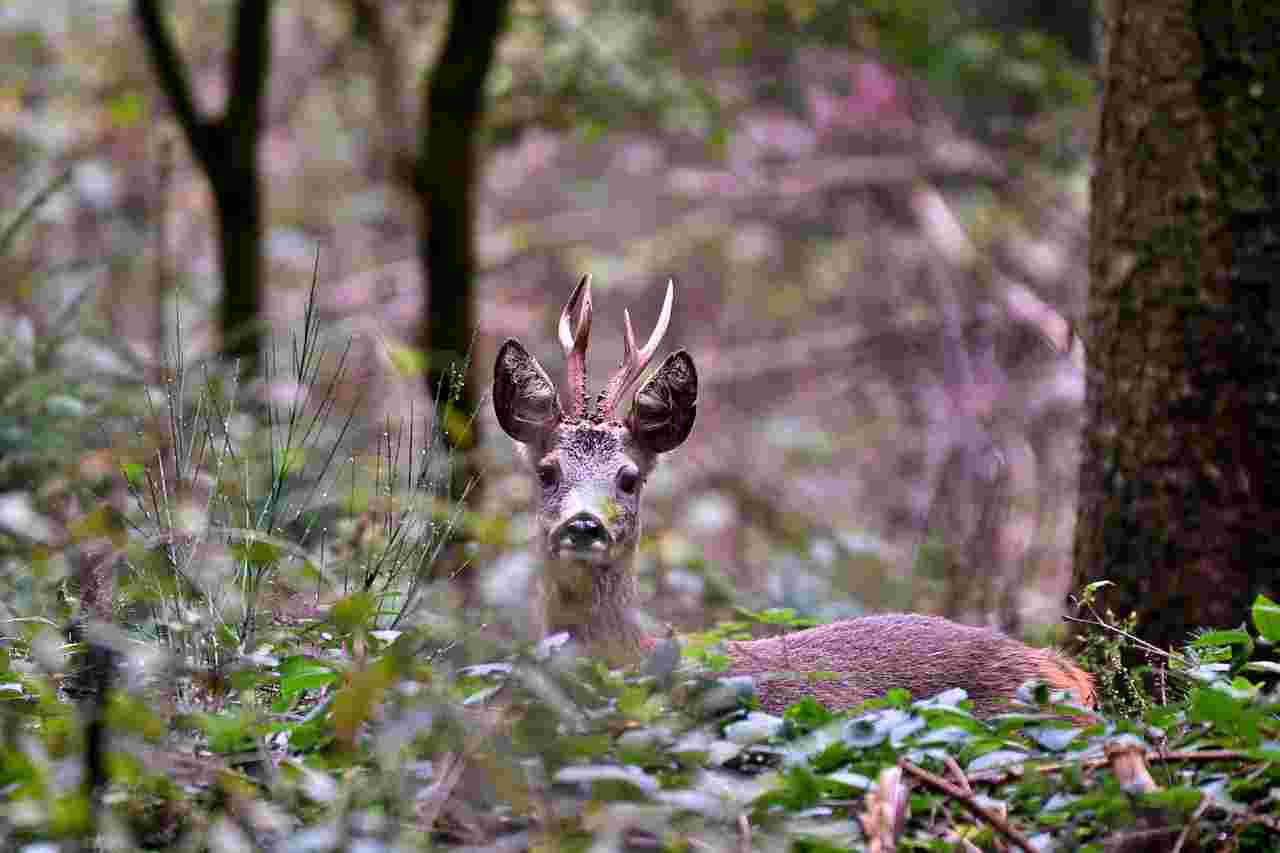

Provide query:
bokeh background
left=1, top=0, right=1098, bottom=641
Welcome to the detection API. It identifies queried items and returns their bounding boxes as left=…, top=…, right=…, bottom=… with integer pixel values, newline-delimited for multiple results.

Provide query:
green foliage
left=5, top=561, right=1280, bottom=850
left=498, top=0, right=725, bottom=142
left=740, top=0, right=1093, bottom=133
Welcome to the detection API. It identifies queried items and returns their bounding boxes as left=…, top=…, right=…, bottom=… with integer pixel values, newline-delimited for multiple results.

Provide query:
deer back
left=727, top=613, right=1094, bottom=716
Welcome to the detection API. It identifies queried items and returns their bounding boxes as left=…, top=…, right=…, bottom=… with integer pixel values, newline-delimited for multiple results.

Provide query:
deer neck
left=537, top=546, right=650, bottom=665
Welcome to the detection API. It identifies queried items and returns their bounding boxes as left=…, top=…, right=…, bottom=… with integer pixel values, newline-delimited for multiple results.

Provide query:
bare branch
left=899, top=761, right=1038, bottom=853
left=132, top=0, right=214, bottom=167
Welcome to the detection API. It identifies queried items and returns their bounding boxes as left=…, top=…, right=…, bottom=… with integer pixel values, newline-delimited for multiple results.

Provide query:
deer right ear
left=494, top=339, right=562, bottom=442
left=628, top=350, right=697, bottom=453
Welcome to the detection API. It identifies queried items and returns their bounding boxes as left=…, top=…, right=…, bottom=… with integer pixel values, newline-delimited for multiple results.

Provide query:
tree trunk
left=213, top=169, right=264, bottom=369
left=416, top=0, right=511, bottom=449
left=1074, top=0, right=1280, bottom=653
left=134, top=0, right=271, bottom=375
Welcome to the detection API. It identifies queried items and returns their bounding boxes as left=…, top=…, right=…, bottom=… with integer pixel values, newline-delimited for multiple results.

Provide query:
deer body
left=494, top=277, right=1093, bottom=715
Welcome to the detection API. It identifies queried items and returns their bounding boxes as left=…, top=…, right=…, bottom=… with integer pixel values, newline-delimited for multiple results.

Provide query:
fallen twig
left=1171, top=798, right=1210, bottom=853
left=968, top=748, right=1261, bottom=785
left=900, top=760, right=1038, bottom=853
left=943, top=754, right=974, bottom=796
left=860, top=765, right=908, bottom=853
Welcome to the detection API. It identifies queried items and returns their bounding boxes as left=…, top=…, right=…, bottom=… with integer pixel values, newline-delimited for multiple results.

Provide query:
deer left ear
left=628, top=350, right=697, bottom=454
left=494, top=339, right=563, bottom=442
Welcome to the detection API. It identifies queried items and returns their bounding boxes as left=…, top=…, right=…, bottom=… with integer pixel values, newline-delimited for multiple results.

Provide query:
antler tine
left=598, top=279, right=674, bottom=420
left=558, top=274, right=594, bottom=419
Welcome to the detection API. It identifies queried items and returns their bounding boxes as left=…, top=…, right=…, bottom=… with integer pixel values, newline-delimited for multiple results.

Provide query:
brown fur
left=536, top=553, right=651, bottom=666
left=725, top=614, right=1092, bottom=716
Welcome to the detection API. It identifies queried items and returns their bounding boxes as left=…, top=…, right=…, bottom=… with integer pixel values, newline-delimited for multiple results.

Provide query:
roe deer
left=493, top=276, right=1094, bottom=716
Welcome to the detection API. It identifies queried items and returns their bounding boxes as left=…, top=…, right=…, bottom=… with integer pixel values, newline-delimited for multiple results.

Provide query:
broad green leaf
left=279, top=656, right=339, bottom=700
left=1189, top=686, right=1262, bottom=746
left=1191, top=628, right=1251, bottom=648
left=1252, top=594, right=1280, bottom=642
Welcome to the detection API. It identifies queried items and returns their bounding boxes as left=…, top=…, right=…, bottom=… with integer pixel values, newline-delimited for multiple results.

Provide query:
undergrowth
left=1, top=189, right=1278, bottom=851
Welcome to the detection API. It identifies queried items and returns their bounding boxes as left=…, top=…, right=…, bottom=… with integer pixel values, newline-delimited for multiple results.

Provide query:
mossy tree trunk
left=416, top=0, right=512, bottom=450
left=1074, top=0, right=1280, bottom=652
left=134, top=0, right=271, bottom=375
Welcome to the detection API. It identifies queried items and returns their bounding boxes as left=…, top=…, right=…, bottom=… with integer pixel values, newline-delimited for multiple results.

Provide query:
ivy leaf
left=279, top=656, right=339, bottom=701
left=1252, top=594, right=1280, bottom=643
left=1189, top=686, right=1263, bottom=746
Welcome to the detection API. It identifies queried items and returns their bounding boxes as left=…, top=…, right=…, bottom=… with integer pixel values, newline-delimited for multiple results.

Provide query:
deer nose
left=561, top=512, right=608, bottom=550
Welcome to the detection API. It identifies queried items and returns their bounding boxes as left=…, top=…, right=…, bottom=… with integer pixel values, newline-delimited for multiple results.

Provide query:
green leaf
left=1140, top=787, right=1202, bottom=816
left=279, top=656, right=339, bottom=700
left=200, top=710, right=260, bottom=754
left=385, top=340, right=427, bottom=377
left=48, top=793, right=93, bottom=836
left=68, top=504, right=126, bottom=546
left=1252, top=594, right=1280, bottom=643
left=120, top=462, right=145, bottom=488
left=1243, top=661, right=1280, bottom=676
left=330, top=593, right=375, bottom=633
left=1191, top=628, right=1252, bottom=648
left=617, top=685, right=662, bottom=723
left=275, top=446, right=306, bottom=477
left=273, top=707, right=334, bottom=752
left=783, top=696, right=835, bottom=734
left=106, top=91, right=147, bottom=128
left=1188, top=686, right=1263, bottom=746
left=233, top=538, right=282, bottom=567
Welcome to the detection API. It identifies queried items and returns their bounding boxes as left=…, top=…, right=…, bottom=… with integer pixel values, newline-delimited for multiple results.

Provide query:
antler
left=558, top=273, right=594, bottom=419
left=597, top=279, right=674, bottom=421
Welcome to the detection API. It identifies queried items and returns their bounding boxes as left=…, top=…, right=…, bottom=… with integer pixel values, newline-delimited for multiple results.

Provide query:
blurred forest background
left=1, top=0, right=1099, bottom=641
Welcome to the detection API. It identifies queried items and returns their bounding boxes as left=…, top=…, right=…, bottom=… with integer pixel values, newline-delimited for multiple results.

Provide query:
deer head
left=493, top=276, right=697, bottom=661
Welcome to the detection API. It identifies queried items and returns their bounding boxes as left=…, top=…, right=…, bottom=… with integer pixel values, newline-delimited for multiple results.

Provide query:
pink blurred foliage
left=808, top=60, right=908, bottom=136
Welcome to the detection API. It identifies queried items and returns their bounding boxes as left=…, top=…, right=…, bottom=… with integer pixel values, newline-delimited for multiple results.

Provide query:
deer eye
left=537, top=463, right=560, bottom=490
left=617, top=467, right=640, bottom=495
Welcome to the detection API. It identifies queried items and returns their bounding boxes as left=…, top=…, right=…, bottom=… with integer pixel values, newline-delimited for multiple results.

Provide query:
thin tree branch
left=133, top=0, right=214, bottom=167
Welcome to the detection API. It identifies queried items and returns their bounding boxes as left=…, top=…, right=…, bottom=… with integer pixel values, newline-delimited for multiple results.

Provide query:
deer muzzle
left=549, top=510, right=614, bottom=564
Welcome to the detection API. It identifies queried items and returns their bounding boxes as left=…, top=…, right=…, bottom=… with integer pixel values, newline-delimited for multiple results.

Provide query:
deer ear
left=494, top=339, right=562, bottom=442
left=628, top=350, right=697, bottom=453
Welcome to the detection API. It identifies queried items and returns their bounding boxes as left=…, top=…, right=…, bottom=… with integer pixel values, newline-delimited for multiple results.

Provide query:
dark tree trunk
left=1074, top=0, right=1280, bottom=653
left=212, top=171, right=264, bottom=368
left=134, top=0, right=271, bottom=374
left=416, top=0, right=512, bottom=448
